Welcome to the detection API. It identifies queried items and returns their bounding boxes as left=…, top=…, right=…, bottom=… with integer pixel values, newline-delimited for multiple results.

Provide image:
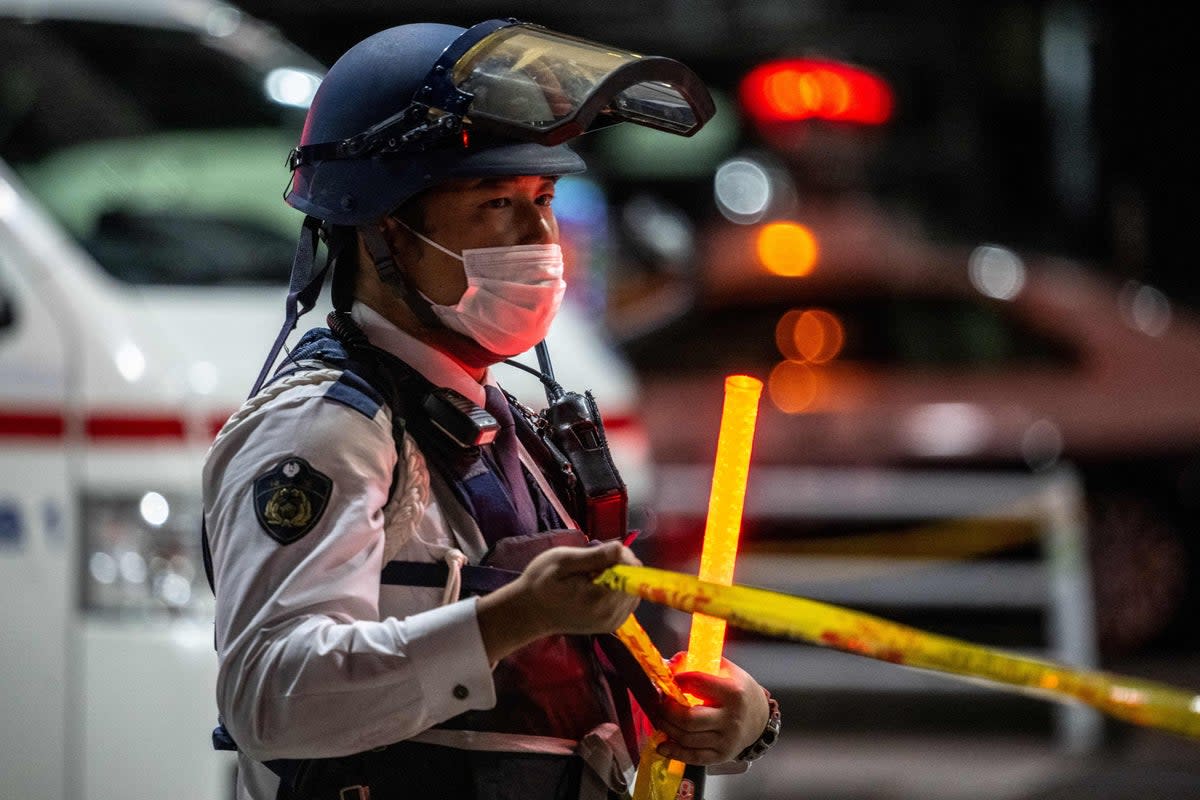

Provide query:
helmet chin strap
left=250, top=215, right=335, bottom=397
left=357, top=222, right=503, bottom=367
left=359, top=222, right=441, bottom=328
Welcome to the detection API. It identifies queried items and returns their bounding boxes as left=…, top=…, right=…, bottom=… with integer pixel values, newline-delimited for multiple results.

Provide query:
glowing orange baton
left=685, top=375, right=763, bottom=677
left=627, top=375, right=762, bottom=800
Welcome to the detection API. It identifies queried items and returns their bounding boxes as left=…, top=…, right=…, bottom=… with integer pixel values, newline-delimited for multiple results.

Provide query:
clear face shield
left=287, top=19, right=715, bottom=169
left=450, top=23, right=710, bottom=141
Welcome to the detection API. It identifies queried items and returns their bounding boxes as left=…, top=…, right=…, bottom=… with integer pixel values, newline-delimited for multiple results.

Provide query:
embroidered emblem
left=252, top=457, right=332, bottom=544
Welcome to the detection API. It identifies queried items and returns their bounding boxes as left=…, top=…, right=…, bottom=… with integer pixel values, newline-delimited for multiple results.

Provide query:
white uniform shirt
left=203, top=303, right=562, bottom=800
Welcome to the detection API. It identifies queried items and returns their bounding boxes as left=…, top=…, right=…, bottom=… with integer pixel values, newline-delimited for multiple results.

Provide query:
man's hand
left=654, top=654, right=771, bottom=765
left=477, top=542, right=640, bottom=662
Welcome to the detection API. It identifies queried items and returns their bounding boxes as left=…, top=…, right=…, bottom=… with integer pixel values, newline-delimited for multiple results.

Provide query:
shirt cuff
left=707, top=760, right=751, bottom=775
left=404, top=596, right=497, bottom=718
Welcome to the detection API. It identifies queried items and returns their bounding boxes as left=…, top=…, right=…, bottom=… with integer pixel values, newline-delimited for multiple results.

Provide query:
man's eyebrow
left=466, top=176, right=561, bottom=190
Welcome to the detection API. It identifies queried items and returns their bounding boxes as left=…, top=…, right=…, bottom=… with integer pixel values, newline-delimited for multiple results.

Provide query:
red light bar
left=740, top=58, right=894, bottom=125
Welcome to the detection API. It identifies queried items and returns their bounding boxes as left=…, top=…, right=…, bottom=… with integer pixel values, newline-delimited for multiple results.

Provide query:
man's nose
left=515, top=201, right=556, bottom=245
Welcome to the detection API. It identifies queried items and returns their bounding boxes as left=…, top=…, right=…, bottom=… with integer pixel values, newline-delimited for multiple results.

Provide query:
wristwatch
left=737, top=689, right=781, bottom=762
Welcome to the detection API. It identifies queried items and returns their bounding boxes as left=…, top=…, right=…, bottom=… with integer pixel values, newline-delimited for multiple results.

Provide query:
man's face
left=394, top=174, right=560, bottom=305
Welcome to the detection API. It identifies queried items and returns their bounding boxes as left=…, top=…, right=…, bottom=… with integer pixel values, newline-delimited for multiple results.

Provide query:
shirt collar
left=350, top=301, right=492, bottom=406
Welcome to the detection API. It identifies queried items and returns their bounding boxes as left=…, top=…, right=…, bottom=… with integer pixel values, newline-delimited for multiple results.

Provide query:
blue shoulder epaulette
left=277, top=328, right=386, bottom=421
left=325, top=371, right=385, bottom=420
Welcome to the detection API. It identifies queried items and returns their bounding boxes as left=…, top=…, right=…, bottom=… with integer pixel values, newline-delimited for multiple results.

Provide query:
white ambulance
left=0, top=3, right=649, bottom=798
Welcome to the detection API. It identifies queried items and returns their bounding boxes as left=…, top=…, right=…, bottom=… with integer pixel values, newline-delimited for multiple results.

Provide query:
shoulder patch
left=324, top=371, right=385, bottom=420
left=252, top=457, right=332, bottom=545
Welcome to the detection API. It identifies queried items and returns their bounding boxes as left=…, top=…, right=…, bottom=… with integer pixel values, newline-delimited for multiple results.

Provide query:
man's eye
left=536, top=194, right=555, bottom=206
left=484, top=198, right=512, bottom=209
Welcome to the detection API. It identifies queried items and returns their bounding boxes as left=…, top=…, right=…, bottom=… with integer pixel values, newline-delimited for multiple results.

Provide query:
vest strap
left=408, top=728, right=576, bottom=755
left=379, top=560, right=520, bottom=595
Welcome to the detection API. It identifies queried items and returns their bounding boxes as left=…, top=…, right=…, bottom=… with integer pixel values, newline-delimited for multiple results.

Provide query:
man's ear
left=379, top=215, right=424, bottom=267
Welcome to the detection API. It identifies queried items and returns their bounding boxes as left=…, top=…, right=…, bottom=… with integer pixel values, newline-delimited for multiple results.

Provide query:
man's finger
left=673, top=671, right=737, bottom=705
left=555, top=541, right=627, bottom=574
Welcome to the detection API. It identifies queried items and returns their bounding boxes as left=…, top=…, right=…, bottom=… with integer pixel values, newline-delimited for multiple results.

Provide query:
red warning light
left=741, top=58, right=894, bottom=126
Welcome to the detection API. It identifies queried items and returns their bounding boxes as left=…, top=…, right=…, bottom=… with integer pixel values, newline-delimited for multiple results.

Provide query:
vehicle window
left=0, top=19, right=316, bottom=286
left=885, top=296, right=1073, bottom=367
left=622, top=294, right=1076, bottom=373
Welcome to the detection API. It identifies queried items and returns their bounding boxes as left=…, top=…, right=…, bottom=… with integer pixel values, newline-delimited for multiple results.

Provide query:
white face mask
left=404, top=225, right=567, bottom=357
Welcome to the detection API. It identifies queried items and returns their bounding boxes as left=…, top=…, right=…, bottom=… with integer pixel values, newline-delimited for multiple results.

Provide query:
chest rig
left=320, top=311, right=628, bottom=545
left=215, top=313, right=656, bottom=800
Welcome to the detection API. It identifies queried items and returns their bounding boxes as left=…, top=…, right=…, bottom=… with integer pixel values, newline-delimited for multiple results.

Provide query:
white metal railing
left=653, top=464, right=1102, bottom=753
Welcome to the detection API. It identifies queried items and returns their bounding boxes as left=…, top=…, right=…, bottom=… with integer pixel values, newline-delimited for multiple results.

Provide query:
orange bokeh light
left=775, top=308, right=845, bottom=363
left=756, top=222, right=819, bottom=276
left=768, top=360, right=823, bottom=414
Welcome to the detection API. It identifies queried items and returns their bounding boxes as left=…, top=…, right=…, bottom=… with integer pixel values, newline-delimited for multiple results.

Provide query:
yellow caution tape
left=617, top=616, right=690, bottom=706
left=598, top=565, right=1200, bottom=740
left=632, top=731, right=686, bottom=800
left=616, top=616, right=688, bottom=800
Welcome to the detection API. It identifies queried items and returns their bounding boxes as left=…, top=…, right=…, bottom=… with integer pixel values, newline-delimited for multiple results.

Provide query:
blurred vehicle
left=595, top=54, right=1200, bottom=657
left=625, top=202, right=1200, bottom=650
left=0, top=2, right=648, bottom=799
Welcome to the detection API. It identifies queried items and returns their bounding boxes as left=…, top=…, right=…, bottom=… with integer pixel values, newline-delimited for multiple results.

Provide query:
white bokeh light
left=115, top=341, right=146, bottom=383
left=714, top=158, right=772, bottom=224
left=139, top=491, right=170, bottom=527
left=1118, top=280, right=1173, bottom=336
left=968, top=245, right=1026, bottom=300
left=901, top=403, right=992, bottom=457
left=1021, top=418, right=1063, bottom=470
left=120, top=551, right=148, bottom=584
left=159, top=573, right=193, bottom=607
left=89, top=552, right=118, bottom=585
left=265, top=68, right=322, bottom=109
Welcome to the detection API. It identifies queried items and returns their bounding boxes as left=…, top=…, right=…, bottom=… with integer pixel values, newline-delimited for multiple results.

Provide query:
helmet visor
left=451, top=24, right=714, bottom=143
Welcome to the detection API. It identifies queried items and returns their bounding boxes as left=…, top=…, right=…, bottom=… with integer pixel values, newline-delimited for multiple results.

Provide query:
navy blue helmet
left=284, top=19, right=714, bottom=225
left=286, top=22, right=590, bottom=225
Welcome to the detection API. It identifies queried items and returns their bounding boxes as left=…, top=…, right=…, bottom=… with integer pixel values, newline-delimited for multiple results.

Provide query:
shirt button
left=453, top=684, right=469, bottom=700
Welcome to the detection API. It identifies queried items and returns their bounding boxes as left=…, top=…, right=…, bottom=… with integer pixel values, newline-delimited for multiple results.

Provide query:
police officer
left=203, top=20, right=778, bottom=800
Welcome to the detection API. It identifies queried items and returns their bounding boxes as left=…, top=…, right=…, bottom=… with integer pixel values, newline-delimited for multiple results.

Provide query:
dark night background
left=236, top=2, right=1200, bottom=309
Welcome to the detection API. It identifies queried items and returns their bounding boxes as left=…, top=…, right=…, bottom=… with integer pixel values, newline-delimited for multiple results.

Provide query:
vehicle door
left=0, top=188, right=75, bottom=800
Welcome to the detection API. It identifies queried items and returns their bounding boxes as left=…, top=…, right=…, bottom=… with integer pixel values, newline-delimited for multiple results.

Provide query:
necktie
left=483, top=385, right=539, bottom=535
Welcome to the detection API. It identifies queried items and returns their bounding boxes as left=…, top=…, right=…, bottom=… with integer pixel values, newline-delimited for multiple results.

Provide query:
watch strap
left=737, top=689, right=781, bottom=762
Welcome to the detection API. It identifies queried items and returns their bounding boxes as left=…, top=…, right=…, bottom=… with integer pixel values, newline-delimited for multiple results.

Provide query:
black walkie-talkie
left=506, top=342, right=629, bottom=541
left=423, top=387, right=499, bottom=448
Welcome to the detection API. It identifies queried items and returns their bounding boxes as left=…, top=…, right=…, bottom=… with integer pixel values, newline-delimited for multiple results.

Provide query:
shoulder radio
left=505, top=342, right=628, bottom=542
